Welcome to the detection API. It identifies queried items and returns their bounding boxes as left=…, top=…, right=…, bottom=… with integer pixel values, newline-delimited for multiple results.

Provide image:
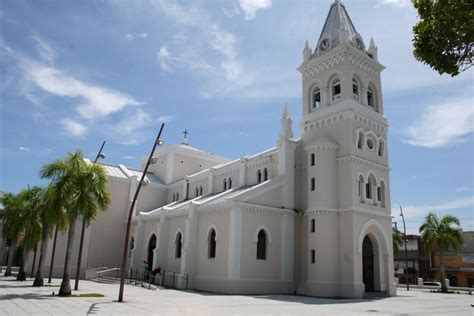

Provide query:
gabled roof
left=319, top=0, right=358, bottom=44
left=96, top=162, right=163, bottom=185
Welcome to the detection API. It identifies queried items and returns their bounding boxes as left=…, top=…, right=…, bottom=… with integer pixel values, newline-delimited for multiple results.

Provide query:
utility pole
left=118, top=123, right=165, bottom=302
left=400, top=206, right=409, bottom=291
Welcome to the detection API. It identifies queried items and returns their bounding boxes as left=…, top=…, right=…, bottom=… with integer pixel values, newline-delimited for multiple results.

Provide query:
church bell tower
left=296, top=0, right=395, bottom=298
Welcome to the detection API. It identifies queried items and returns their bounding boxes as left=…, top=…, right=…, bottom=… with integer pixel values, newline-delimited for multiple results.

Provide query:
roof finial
left=182, top=129, right=189, bottom=145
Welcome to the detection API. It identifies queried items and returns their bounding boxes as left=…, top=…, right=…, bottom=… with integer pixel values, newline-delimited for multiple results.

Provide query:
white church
left=38, top=0, right=396, bottom=298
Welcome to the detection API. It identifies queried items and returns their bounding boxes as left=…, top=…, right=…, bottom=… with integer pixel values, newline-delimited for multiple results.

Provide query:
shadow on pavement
left=87, top=301, right=115, bottom=315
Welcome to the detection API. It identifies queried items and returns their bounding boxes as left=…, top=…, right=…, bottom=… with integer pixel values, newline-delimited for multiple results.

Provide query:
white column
left=239, top=158, right=247, bottom=187
left=165, top=152, right=175, bottom=184
left=132, top=218, right=144, bottom=270
left=227, top=207, right=243, bottom=279
left=208, top=170, right=214, bottom=194
left=179, top=205, right=198, bottom=289
left=281, top=214, right=294, bottom=281
left=152, top=223, right=160, bottom=270
left=156, top=214, right=168, bottom=269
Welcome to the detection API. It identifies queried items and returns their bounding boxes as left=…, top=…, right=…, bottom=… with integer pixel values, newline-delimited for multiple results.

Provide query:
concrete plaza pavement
left=0, top=276, right=472, bottom=315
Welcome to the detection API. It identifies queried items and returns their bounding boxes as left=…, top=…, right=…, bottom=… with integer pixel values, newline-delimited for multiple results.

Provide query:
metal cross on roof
left=182, top=129, right=189, bottom=145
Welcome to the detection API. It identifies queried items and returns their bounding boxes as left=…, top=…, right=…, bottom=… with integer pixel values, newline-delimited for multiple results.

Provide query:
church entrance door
left=362, top=235, right=375, bottom=292
left=147, top=234, right=157, bottom=271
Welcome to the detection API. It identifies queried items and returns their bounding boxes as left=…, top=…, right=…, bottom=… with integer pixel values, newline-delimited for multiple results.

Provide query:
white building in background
left=33, top=1, right=396, bottom=298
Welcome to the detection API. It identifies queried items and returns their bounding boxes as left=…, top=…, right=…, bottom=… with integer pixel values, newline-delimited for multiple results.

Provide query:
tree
left=33, top=185, right=67, bottom=287
left=0, top=192, right=24, bottom=276
left=41, top=149, right=110, bottom=296
left=412, top=0, right=474, bottom=76
left=16, top=187, right=42, bottom=281
left=392, top=227, right=403, bottom=254
left=419, top=212, right=463, bottom=292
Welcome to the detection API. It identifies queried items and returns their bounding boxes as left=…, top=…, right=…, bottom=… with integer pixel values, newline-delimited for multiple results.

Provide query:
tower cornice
left=297, top=45, right=384, bottom=80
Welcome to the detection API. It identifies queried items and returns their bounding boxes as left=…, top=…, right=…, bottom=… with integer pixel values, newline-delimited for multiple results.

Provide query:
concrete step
left=363, top=291, right=387, bottom=299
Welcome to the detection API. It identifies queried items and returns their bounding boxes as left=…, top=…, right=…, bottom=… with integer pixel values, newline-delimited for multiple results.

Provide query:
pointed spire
left=279, top=104, right=293, bottom=141
left=282, top=103, right=289, bottom=119
left=303, top=40, right=312, bottom=62
left=318, top=0, right=358, bottom=48
left=368, top=37, right=378, bottom=61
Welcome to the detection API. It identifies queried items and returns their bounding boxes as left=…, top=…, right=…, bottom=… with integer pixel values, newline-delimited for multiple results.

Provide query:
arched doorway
left=362, top=235, right=375, bottom=292
left=147, top=235, right=157, bottom=271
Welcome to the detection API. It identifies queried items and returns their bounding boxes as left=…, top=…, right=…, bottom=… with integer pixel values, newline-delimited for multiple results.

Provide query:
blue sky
left=0, top=0, right=472, bottom=234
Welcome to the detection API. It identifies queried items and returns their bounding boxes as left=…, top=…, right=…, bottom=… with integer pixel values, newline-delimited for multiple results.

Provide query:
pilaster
left=227, top=207, right=243, bottom=279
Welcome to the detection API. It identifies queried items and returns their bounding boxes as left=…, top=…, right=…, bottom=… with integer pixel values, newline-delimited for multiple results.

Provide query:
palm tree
left=73, top=162, right=110, bottom=290
left=0, top=191, right=23, bottom=276
left=392, top=227, right=403, bottom=254
left=41, top=149, right=110, bottom=296
left=33, top=185, right=67, bottom=286
left=419, top=212, right=463, bottom=293
left=16, top=187, right=42, bottom=281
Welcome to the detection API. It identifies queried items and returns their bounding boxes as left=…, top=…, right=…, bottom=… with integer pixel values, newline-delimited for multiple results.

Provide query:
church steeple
left=318, top=0, right=358, bottom=48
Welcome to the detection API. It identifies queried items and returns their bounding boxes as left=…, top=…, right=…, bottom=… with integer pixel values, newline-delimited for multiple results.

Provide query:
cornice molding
left=336, top=155, right=389, bottom=172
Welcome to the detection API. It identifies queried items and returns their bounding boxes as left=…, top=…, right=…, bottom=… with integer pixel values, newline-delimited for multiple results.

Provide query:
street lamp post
left=118, top=123, right=165, bottom=302
left=74, top=141, right=106, bottom=291
left=400, top=206, right=409, bottom=291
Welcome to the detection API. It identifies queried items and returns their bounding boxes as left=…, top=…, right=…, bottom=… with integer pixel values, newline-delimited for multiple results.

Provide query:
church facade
left=35, top=1, right=396, bottom=298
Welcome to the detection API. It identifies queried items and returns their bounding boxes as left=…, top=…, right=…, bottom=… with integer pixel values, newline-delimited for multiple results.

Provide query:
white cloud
left=394, top=196, right=474, bottom=220
left=158, top=115, right=173, bottom=123
left=456, top=187, right=473, bottom=193
left=24, top=62, right=142, bottom=120
left=123, top=155, right=136, bottom=160
left=59, top=118, right=87, bottom=137
left=375, top=0, right=410, bottom=8
left=239, top=0, right=272, bottom=20
left=18, top=146, right=31, bottom=151
left=153, top=0, right=253, bottom=97
left=125, top=32, right=148, bottom=40
left=104, top=109, right=166, bottom=145
left=157, top=46, right=173, bottom=72
left=156, top=46, right=216, bottom=74
left=404, top=96, right=474, bottom=148
left=32, top=35, right=56, bottom=64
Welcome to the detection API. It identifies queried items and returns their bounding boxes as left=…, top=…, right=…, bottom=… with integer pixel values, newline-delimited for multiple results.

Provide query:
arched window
left=367, top=85, right=376, bottom=110
left=129, top=236, right=135, bottom=258
left=310, top=153, right=315, bottom=166
left=199, top=185, right=203, bottom=196
left=378, top=139, right=385, bottom=157
left=223, top=178, right=227, bottom=191
left=331, top=78, right=341, bottom=101
left=312, top=87, right=321, bottom=109
left=263, top=168, right=268, bottom=181
left=358, top=175, right=365, bottom=200
left=257, top=170, right=262, bottom=183
left=256, top=230, right=267, bottom=260
left=147, top=234, right=157, bottom=271
left=195, top=186, right=199, bottom=197
left=176, top=192, right=179, bottom=201
left=378, top=181, right=386, bottom=207
left=175, top=232, right=182, bottom=259
left=172, top=192, right=176, bottom=202
left=228, top=177, right=232, bottom=189
left=366, top=175, right=376, bottom=200
left=357, top=131, right=365, bottom=149
left=352, top=78, right=359, bottom=100
left=208, top=229, right=216, bottom=259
